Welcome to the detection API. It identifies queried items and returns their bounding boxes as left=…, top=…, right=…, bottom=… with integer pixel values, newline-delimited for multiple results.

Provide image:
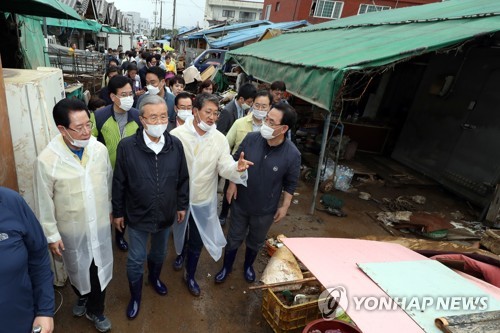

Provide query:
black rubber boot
left=214, top=248, right=238, bottom=284
left=126, top=276, right=142, bottom=319
left=173, top=244, right=187, bottom=271
left=147, top=260, right=168, bottom=295
left=244, top=248, right=258, bottom=283
left=184, top=250, right=201, bottom=297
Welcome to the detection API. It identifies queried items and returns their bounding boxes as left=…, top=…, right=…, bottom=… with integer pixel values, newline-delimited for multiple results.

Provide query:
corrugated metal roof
left=227, top=0, right=500, bottom=111
left=184, top=20, right=272, bottom=39
left=210, top=20, right=309, bottom=48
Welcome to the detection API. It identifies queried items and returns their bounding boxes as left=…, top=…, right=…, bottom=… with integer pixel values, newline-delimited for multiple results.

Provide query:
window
left=239, top=11, right=256, bottom=21
left=264, top=4, right=271, bottom=20
left=313, top=0, right=344, bottom=19
left=222, top=10, right=235, bottom=18
left=276, top=2, right=280, bottom=11
left=358, top=4, right=391, bottom=14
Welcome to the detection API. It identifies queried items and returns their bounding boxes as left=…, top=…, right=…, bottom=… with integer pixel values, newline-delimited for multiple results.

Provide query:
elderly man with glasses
left=34, top=98, right=114, bottom=332
left=170, top=93, right=253, bottom=297
left=215, top=102, right=301, bottom=284
left=112, top=95, right=189, bottom=319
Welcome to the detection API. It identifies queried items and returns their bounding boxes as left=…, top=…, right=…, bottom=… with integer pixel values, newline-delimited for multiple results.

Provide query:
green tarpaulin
left=101, top=26, right=121, bottom=34
left=0, top=0, right=81, bottom=20
left=46, top=18, right=101, bottom=32
left=17, top=15, right=50, bottom=68
left=227, top=0, right=500, bottom=112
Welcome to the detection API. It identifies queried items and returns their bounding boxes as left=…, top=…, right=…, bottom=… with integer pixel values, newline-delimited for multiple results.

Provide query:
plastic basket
left=262, top=279, right=323, bottom=333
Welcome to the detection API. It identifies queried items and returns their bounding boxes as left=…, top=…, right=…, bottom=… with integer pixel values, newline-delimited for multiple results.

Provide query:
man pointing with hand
left=170, top=93, right=253, bottom=297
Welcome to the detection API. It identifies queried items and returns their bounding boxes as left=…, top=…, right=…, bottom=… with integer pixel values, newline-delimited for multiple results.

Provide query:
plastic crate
left=261, top=280, right=323, bottom=333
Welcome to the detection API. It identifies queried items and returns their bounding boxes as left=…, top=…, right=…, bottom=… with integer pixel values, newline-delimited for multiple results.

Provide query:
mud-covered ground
left=53, top=171, right=472, bottom=333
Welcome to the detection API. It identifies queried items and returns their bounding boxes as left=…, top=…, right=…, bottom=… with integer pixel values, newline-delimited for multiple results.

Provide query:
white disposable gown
left=34, top=134, right=113, bottom=294
left=170, top=118, right=247, bottom=261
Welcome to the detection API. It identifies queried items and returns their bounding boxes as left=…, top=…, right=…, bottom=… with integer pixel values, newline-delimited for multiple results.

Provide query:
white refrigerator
left=3, top=67, right=65, bottom=209
left=4, top=67, right=67, bottom=286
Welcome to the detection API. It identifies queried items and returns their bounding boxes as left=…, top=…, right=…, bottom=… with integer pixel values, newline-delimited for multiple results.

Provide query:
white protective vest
left=170, top=118, right=247, bottom=261
left=34, top=135, right=113, bottom=294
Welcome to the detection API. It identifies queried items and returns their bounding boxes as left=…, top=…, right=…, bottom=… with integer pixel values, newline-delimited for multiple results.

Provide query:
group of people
left=1, top=52, right=299, bottom=332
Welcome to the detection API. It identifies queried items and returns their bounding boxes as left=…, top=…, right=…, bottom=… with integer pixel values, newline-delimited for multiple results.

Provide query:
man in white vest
left=34, top=99, right=113, bottom=333
left=170, top=93, right=253, bottom=297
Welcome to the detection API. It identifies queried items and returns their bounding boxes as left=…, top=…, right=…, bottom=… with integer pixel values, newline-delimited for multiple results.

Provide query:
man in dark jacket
left=112, top=95, right=189, bottom=319
left=215, top=102, right=301, bottom=284
left=217, top=83, right=257, bottom=135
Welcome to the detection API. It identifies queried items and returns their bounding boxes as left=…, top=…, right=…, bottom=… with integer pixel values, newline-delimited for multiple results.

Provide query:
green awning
left=227, top=0, right=500, bottom=111
left=46, top=18, right=101, bottom=32
left=101, top=26, right=121, bottom=34
left=0, top=0, right=81, bottom=20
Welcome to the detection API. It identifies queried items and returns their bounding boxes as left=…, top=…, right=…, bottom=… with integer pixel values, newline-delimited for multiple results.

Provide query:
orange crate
left=261, top=279, right=323, bottom=333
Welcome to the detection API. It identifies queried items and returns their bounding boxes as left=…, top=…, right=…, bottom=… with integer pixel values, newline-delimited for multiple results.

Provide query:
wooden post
left=0, top=57, right=19, bottom=190
left=485, top=184, right=500, bottom=226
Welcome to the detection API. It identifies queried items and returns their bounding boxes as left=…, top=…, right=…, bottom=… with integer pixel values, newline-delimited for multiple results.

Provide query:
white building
left=124, top=12, right=141, bottom=34
left=140, top=18, right=151, bottom=36
left=204, top=0, right=264, bottom=26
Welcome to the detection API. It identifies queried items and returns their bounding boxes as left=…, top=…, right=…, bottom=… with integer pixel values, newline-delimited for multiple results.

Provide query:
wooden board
left=435, top=310, right=500, bottom=333
left=282, top=238, right=427, bottom=333
left=358, top=260, right=500, bottom=333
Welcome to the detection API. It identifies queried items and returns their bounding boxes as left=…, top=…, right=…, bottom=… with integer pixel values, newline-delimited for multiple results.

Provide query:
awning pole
left=309, top=110, right=332, bottom=215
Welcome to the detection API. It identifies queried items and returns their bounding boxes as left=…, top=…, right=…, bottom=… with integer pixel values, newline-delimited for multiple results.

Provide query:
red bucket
left=302, top=319, right=362, bottom=333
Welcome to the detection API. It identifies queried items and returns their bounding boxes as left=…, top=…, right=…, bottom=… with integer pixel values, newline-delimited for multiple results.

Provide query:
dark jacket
left=0, top=187, right=54, bottom=333
left=217, top=99, right=239, bottom=135
left=112, top=129, right=190, bottom=232
left=234, top=132, right=301, bottom=215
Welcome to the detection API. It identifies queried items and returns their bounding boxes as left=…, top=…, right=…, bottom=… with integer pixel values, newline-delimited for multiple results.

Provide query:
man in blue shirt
left=0, top=187, right=54, bottom=333
left=215, top=102, right=301, bottom=283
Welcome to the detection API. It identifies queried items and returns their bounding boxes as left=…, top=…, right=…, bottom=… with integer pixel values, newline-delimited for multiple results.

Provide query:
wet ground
left=53, top=168, right=473, bottom=333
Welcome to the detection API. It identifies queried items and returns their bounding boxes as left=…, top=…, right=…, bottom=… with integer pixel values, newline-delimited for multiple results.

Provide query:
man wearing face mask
left=34, top=99, right=114, bottom=332
left=91, top=75, right=141, bottom=252
left=136, top=66, right=176, bottom=129
left=168, top=92, right=193, bottom=132
left=215, top=102, right=300, bottom=284
left=218, top=90, right=272, bottom=225
left=138, top=54, right=158, bottom=89
left=217, top=83, right=257, bottom=135
left=170, top=93, right=254, bottom=297
left=112, top=95, right=189, bottom=319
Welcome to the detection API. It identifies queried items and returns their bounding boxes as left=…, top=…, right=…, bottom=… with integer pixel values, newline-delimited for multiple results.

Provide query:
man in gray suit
left=217, top=83, right=257, bottom=135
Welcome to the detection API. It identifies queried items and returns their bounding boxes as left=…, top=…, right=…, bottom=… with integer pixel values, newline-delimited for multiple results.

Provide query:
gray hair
left=138, top=94, right=167, bottom=116
left=193, top=93, right=220, bottom=110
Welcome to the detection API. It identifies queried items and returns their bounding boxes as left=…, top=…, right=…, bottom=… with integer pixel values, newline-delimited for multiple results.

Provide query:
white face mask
left=147, top=84, right=160, bottom=95
left=251, top=108, right=267, bottom=120
left=145, top=124, right=167, bottom=138
left=195, top=113, right=216, bottom=132
left=260, top=123, right=279, bottom=140
left=242, top=103, right=251, bottom=111
left=119, top=95, right=134, bottom=111
left=65, top=129, right=90, bottom=148
left=177, top=109, right=192, bottom=121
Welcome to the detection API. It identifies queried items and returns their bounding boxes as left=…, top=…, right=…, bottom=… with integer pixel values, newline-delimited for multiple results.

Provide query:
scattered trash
left=292, top=199, right=299, bottom=205
left=377, top=211, right=412, bottom=225
left=207, top=273, right=211, bottom=278
left=317, top=206, right=347, bottom=217
left=450, top=210, right=465, bottom=220
left=411, top=195, right=426, bottom=204
left=243, top=291, right=247, bottom=294
left=320, top=194, right=344, bottom=209
left=381, top=196, right=415, bottom=211
left=359, top=192, right=371, bottom=200
left=266, top=235, right=286, bottom=256
left=293, top=192, right=300, bottom=196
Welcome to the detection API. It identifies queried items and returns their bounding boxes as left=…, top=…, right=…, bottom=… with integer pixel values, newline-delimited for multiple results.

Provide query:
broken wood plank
left=480, top=229, right=500, bottom=255
left=485, top=184, right=500, bottom=226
